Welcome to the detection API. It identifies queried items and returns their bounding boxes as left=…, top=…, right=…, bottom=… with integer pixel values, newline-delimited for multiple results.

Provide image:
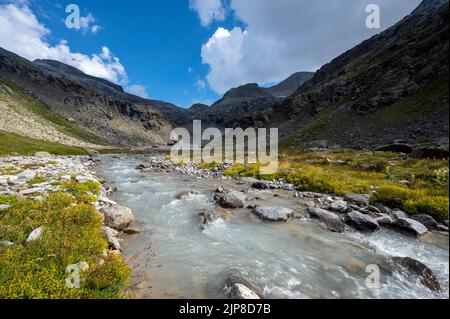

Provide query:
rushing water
left=98, top=155, right=449, bottom=299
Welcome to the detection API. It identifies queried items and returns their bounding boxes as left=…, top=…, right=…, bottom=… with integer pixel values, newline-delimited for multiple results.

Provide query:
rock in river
left=229, top=284, right=261, bottom=299
left=308, top=208, right=346, bottom=233
left=252, top=207, right=294, bottom=222
left=103, top=204, right=135, bottom=231
left=410, top=214, right=439, bottom=231
left=392, top=257, right=441, bottom=293
left=344, top=211, right=381, bottom=233
left=218, top=191, right=246, bottom=209
left=251, top=181, right=270, bottom=190
left=395, top=218, right=428, bottom=237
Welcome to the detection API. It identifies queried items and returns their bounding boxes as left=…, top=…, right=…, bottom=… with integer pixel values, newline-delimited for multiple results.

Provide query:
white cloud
left=79, top=13, right=101, bottom=34
left=200, top=0, right=422, bottom=94
left=189, top=0, right=225, bottom=26
left=195, top=78, right=206, bottom=90
left=0, top=3, right=127, bottom=84
left=126, top=84, right=150, bottom=99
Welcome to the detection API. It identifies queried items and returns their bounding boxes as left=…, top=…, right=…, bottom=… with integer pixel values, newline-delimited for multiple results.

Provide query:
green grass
left=0, top=130, right=88, bottom=156
left=223, top=150, right=449, bottom=221
left=0, top=78, right=108, bottom=146
left=0, top=186, right=130, bottom=298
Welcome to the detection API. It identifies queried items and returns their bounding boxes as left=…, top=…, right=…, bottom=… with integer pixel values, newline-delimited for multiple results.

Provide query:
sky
left=0, top=0, right=422, bottom=108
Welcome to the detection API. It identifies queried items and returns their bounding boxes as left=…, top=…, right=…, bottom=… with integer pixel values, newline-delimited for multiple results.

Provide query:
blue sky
left=0, top=0, right=421, bottom=108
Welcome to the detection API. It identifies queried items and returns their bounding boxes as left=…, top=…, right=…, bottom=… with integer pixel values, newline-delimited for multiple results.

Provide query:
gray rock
left=219, top=191, right=246, bottom=209
left=443, top=220, right=449, bottom=227
left=390, top=209, right=408, bottom=219
left=376, top=214, right=396, bottom=226
left=252, top=207, right=294, bottom=222
left=103, top=226, right=121, bottom=250
left=374, top=203, right=391, bottom=215
left=0, top=240, right=14, bottom=247
left=229, top=284, right=261, bottom=299
left=26, top=227, right=43, bottom=243
left=395, top=218, right=428, bottom=237
left=344, top=211, right=381, bottom=233
left=123, top=225, right=141, bottom=235
left=251, top=181, right=270, bottom=190
left=20, top=187, right=47, bottom=195
left=308, top=208, right=346, bottom=233
left=392, top=257, right=441, bottom=293
left=103, top=204, right=135, bottom=231
left=437, top=224, right=449, bottom=232
left=410, top=214, right=439, bottom=231
left=345, top=194, right=370, bottom=206
left=0, top=204, right=11, bottom=210
left=328, top=201, right=348, bottom=212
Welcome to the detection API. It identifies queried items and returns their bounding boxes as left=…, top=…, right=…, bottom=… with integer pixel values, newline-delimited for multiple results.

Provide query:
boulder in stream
left=308, top=208, right=346, bottom=233
left=252, top=207, right=294, bottom=222
left=218, top=191, right=247, bottom=209
left=103, top=204, right=135, bottom=231
left=229, top=284, right=261, bottom=299
left=252, top=181, right=271, bottom=190
left=344, top=211, right=381, bottom=233
left=395, top=218, right=428, bottom=237
left=392, top=257, right=441, bottom=293
left=410, top=214, right=439, bottom=231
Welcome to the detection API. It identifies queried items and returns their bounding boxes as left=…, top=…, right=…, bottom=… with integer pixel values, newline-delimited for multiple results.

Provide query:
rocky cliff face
left=0, top=48, right=173, bottom=147
left=239, top=0, right=449, bottom=152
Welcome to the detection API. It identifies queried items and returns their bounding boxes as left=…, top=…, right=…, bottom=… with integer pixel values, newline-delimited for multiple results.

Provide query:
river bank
left=0, top=153, right=132, bottom=298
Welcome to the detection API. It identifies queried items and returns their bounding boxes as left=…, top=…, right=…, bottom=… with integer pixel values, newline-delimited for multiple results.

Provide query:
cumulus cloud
left=78, top=13, right=101, bottom=34
left=126, top=84, right=150, bottom=99
left=189, top=0, right=225, bottom=26
left=0, top=2, right=126, bottom=84
left=200, top=0, right=422, bottom=94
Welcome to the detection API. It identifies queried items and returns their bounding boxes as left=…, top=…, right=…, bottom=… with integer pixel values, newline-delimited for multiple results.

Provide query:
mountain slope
left=265, top=72, right=314, bottom=98
left=243, top=0, right=449, bottom=151
left=0, top=48, right=173, bottom=147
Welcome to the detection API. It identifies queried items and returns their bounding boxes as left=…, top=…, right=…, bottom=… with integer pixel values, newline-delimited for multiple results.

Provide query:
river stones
left=225, top=268, right=264, bottom=298
left=328, top=201, right=348, bottom=212
left=410, top=214, right=439, bottom=231
left=252, top=207, right=294, bottom=222
left=392, top=257, right=441, bottom=293
left=26, top=227, right=43, bottom=243
left=308, top=208, right=346, bottom=233
left=229, top=284, right=261, bottom=299
left=251, top=181, right=270, bottom=190
left=344, top=211, right=381, bottom=233
left=103, top=226, right=121, bottom=250
left=103, top=204, right=135, bottom=231
left=375, top=214, right=396, bottom=226
left=395, top=217, right=428, bottom=237
left=390, top=209, right=408, bottom=219
left=218, top=191, right=247, bottom=209
left=200, top=207, right=230, bottom=229
left=344, top=193, right=370, bottom=206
